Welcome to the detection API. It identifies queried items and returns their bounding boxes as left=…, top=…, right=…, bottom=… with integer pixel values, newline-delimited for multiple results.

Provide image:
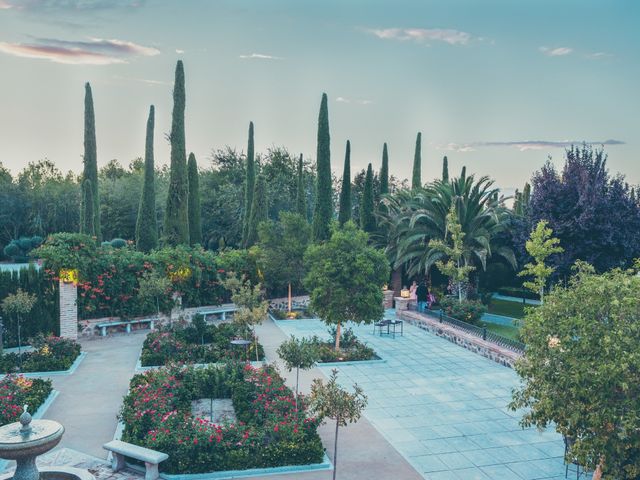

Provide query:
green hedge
left=120, top=364, right=324, bottom=474
left=140, top=321, right=264, bottom=367
left=0, top=375, right=52, bottom=426
left=497, top=287, right=540, bottom=301
left=0, top=265, right=59, bottom=347
left=0, top=335, right=81, bottom=373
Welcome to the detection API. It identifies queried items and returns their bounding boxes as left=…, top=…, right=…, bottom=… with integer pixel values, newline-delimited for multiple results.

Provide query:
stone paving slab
left=273, top=311, right=572, bottom=480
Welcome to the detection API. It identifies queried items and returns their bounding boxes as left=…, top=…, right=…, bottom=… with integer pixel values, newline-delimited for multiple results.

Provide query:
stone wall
left=398, top=310, right=522, bottom=368
left=59, top=280, right=78, bottom=340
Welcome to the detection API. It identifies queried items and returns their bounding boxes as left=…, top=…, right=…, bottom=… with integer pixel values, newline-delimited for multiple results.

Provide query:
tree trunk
left=253, top=326, right=259, bottom=362
left=540, top=286, right=544, bottom=305
left=333, top=418, right=340, bottom=480
left=335, top=322, right=341, bottom=350
left=288, top=282, right=292, bottom=312
left=295, top=366, right=299, bottom=409
left=391, top=268, right=402, bottom=297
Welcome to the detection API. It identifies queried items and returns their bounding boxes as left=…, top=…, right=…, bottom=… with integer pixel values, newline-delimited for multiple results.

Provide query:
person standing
left=416, top=281, right=428, bottom=312
left=409, top=281, right=418, bottom=301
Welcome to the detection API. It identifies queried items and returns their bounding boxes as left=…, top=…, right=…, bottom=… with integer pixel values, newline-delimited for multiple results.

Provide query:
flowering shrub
left=439, top=297, right=487, bottom=325
left=0, top=335, right=81, bottom=373
left=0, top=375, right=52, bottom=425
left=35, top=235, right=225, bottom=320
left=120, top=364, right=324, bottom=473
left=139, top=322, right=265, bottom=367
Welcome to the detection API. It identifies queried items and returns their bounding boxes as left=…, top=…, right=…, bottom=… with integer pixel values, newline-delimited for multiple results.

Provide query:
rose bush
left=120, top=364, right=324, bottom=473
left=139, top=321, right=265, bottom=367
left=0, top=375, right=52, bottom=425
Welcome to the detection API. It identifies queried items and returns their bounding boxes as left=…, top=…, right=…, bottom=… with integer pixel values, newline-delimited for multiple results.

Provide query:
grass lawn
left=488, top=298, right=537, bottom=319
left=483, top=322, right=522, bottom=342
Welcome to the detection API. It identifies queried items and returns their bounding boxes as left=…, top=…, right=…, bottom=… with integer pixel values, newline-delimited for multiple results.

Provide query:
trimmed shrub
left=0, top=335, right=81, bottom=373
left=110, top=238, right=127, bottom=249
left=497, top=286, right=540, bottom=301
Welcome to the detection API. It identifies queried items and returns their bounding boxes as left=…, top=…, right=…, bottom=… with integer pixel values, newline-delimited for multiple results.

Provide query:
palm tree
left=380, top=169, right=516, bottom=285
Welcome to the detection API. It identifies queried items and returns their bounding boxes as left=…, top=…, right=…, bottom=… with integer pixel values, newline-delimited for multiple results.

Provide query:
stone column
left=383, top=290, right=394, bottom=309
left=394, top=297, right=411, bottom=311
left=59, top=280, right=78, bottom=340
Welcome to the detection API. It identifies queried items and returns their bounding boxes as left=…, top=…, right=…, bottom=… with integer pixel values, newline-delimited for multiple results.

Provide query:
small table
left=374, top=319, right=404, bottom=338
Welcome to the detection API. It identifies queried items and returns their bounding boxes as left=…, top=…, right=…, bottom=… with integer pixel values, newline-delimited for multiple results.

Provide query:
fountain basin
left=0, top=466, right=95, bottom=480
left=0, top=420, right=64, bottom=460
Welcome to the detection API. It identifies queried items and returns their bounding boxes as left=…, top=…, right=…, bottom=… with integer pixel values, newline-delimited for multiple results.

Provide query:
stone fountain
left=0, top=406, right=94, bottom=480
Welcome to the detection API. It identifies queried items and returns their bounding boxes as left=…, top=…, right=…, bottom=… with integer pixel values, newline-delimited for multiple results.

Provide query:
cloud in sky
left=437, top=139, right=624, bottom=153
left=113, top=75, right=169, bottom=86
left=0, top=37, right=160, bottom=64
left=0, top=0, right=12, bottom=9
left=1, top=0, right=143, bottom=12
left=539, top=46, right=573, bottom=56
left=238, top=53, right=282, bottom=60
left=336, top=96, right=373, bottom=105
left=365, top=27, right=475, bottom=46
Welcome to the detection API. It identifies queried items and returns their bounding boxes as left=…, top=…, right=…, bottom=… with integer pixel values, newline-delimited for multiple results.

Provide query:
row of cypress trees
left=81, top=60, right=203, bottom=251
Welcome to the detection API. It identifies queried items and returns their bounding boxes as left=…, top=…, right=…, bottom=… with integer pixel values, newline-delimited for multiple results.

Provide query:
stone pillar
left=383, top=290, right=394, bottom=309
left=394, top=297, right=411, bottom=311
left=59, top=280, right=78, bottom=340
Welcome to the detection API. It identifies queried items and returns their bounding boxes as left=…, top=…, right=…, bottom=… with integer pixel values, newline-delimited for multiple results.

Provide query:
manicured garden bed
left=120, top=364, right=324, bottom=474
left=139, top=321, right=265, bottom=367
left=0, top=374, right=53, bottom=425
left=0, top=335, right=81, bottom=374
left=311, top=328, right=379, bottom=363
left=269, top=308, right=314, bottom=320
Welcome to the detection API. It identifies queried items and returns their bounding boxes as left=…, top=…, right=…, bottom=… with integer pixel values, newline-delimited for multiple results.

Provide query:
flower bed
left=120, top=364, right=324, bottom=474
left=140, top=321, right=265, bottom=367
left=311, top=327, right=378, bottom=363
left=0, top=375, right=52, bottom=425
left=0, top=335, right=81, bottom=374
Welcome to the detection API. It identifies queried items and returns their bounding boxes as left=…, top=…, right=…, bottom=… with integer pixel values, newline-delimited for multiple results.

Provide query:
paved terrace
left=273, top=310, right=570, bottom=480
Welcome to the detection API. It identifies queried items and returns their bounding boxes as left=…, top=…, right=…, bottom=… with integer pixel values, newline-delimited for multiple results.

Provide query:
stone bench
left=103, top=439, right=168, bottom=480
left=198, top=306, right=236, bottom=321
left=96, top=318, right=155, bottom=337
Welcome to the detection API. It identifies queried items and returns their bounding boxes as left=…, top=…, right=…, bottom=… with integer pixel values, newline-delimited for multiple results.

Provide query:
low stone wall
left=398, top=310, right=522, bottom=368
left=78, top=304, right=233, bottom=337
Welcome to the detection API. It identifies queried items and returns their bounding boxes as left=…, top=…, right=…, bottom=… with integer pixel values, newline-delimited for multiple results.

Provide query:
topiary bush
left=110, top=238, right=127, bottom=249
left=2, top=236, right=43, bottom=263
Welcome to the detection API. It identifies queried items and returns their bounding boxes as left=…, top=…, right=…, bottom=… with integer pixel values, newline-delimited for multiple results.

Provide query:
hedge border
left=0, top=351, right=86, bottom=379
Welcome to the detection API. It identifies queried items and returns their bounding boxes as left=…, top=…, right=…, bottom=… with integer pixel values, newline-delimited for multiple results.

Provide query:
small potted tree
left=277, top=335, right=318, bottom=408
left=310, top=369, right=367, bottom=480
left=1, top=289, right=37, bottom=370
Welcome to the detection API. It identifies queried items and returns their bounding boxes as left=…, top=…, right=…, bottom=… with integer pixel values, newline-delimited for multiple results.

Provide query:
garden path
left=43, top=332, right=146, bottom=459
left=270, top=311, right=570, bottom=480
left=254, top=317, right=424, bottom=480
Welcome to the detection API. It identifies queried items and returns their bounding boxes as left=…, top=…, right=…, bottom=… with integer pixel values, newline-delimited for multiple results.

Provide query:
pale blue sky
left=0, top=0, right=638, bottom=190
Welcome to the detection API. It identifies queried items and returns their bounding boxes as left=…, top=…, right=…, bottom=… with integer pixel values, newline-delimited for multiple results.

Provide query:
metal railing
left=407, top=302, right=525, bottom=354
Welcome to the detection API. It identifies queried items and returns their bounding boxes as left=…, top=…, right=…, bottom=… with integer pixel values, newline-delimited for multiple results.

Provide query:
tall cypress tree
left=242, top=121, right=255, bottom=246
left=80, top=179, right=95, bottom=236
left=360, top=163, right=376, bottom=233
left=83, top=82, right=100, bottom=240
left=245, top=175, right=268, bottom=248
left=187, top=152, right=202, bottom=246
left=164, top=60, right=190, bottom=245
left=461, top=165, right=467, bottom=179
left=312, top=93, right=332, bottom=241
left=522, top=182, right=531, bottom=211
left=380, top=143, right=389, bottom=196
left=295, top=154, right=306, bottom=219
left=338, top=140, right=351, bottom=225
left=411, top=132, right=422, bottom=190
left=136, top=105, right=158, bottom=252
left=442, top=156, right=449, bottom=183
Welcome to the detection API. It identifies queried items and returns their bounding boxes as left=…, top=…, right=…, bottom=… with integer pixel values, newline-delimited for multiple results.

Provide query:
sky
left=0, top=0, right=638, bottom=192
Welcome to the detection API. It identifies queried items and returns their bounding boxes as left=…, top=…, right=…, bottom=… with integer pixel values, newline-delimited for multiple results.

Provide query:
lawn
left=488, top=298, right=537, bottom=319
left=483, top=322, right=522, bottom=342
